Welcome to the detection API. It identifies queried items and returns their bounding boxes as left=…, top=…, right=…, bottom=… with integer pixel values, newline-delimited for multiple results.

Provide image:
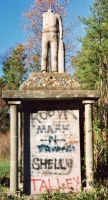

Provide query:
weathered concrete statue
left=41, top=8, right=65, bottom=73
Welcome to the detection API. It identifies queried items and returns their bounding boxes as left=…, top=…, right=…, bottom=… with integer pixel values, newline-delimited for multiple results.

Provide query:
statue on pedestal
left=41, top=8, right=65, bottom=73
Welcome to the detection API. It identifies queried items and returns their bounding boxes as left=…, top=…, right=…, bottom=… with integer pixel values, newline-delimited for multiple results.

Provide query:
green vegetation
left=0, top=159, right=10, bottom=179
left=2, top=44, right=27, bottom=89
left=0, top=188, right=107, bottom=199
left=0, top=158, right=10, bottom=193
left=72, top=0, right=108, bottom=91
left=72, top=0, right=108, bottom=189
left=0, top=44, right=27, bottom=133
left=38, top=188, right=106, bottom=200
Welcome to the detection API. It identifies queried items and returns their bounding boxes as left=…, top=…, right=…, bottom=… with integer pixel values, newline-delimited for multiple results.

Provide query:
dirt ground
left=0, top=132, right=10, bottom=159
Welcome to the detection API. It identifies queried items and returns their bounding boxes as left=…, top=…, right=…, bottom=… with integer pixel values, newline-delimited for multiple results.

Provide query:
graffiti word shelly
left=36, top=124, right=69, bottom=134
left=32, top=158, right=73, bottom=170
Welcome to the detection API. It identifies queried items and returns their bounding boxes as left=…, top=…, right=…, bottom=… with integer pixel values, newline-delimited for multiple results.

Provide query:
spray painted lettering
left=29, top=110, right=81, bottom=194
left=41, top=135, right=66, bottom=144
left=37, top=135, right=75, bottom=153
left=27, top=176, right=80, bottom=192
left=31, top=110, right=77, bottom=124
left=32, top=158, right=73, bottom=170
left=37, top=144, right=75, bottom=153
left=36, top=124, right=69, bottom=134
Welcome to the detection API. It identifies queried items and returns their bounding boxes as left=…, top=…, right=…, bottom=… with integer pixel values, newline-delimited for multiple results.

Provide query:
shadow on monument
left=24, top=111, right=31, bottom=195
left=79, top=104, right=86, bottom=188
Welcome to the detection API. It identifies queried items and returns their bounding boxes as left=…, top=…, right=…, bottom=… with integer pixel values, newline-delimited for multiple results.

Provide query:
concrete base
left=2, top=73, right=100, bottom=195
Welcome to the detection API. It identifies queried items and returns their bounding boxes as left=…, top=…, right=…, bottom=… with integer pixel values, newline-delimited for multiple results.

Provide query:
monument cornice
left=2, top=89, right=100, bottom=101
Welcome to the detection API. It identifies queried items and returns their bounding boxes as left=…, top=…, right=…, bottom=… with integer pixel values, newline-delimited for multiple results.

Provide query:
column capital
left=8, top=101, right=21, bottom=105
left=82, top=100, right=95, bottom=104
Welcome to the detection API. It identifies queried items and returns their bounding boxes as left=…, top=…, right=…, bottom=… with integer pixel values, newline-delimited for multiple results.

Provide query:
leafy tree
left=23, top=0, right=79, bottom=72
left=72, top=0, right=108, bottom=135
left=1, top=44, right=27, bottom=89
left=72, top=0, right=108, bottom=183
left=0, top=44, right=27, bottom=133
left=0, top=78, right=9, bottom=133
left=72, top=0, right=108, bottom=91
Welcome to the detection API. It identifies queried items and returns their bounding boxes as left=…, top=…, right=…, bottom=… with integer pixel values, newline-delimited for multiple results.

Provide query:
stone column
left=8, top=101, right=21, bottom=194
left=82, top=100, right=95, bottom=188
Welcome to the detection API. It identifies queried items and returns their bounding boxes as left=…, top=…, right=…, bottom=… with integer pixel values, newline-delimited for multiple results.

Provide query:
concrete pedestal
left=2, top=74, right=100, bottom=195
left=83, top=100, right=95, bottom=188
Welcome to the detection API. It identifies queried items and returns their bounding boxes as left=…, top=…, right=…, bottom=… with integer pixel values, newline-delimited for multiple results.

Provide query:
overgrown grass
left=38, top=187, right=107, bottom=200
left=0, top=158, right=10, bottom=193
left=0, top=158, right=10, bottom=178
left=2, top=188, right=107, bottom=200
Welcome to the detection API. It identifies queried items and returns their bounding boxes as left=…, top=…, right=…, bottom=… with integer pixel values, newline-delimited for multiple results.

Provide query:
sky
left=0, top=0, right=94, bottom=75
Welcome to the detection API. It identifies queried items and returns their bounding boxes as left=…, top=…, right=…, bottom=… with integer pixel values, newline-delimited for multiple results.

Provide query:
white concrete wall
left=24, top=110, right=81, bottom=194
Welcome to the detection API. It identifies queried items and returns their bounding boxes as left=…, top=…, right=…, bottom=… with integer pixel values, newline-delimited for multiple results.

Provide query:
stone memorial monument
left=2, top=8, right=100, bottom=196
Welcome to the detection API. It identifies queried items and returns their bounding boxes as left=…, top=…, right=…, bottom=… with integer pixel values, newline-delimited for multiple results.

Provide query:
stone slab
left=2, top=90, right=100, bottom=101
